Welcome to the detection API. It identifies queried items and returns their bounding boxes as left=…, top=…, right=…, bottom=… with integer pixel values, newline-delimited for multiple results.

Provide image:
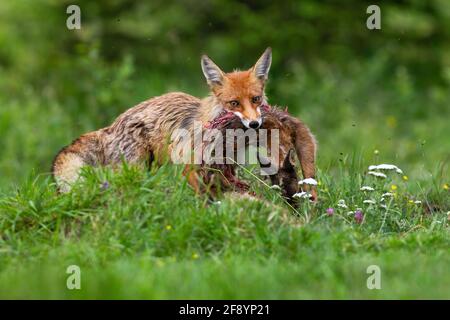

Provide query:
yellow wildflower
left=165, top=225, right=172, bottom=231
left=443, top=184, right=449, bottom=190
left=391, top=185, right=398, bottom=191
left=403, top=175, right=408, bottom=181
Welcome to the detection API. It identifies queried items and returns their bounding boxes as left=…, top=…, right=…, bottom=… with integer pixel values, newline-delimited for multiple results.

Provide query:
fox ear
left=201, top=55, right=224, bottom=86
left=252, top=47, right=272, bottom=81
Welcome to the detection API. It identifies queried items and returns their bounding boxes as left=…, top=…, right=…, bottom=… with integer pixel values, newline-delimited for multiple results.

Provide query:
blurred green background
left=0, top=0, right=449, bottom=300
left=0, top=0, right=449, bottom=190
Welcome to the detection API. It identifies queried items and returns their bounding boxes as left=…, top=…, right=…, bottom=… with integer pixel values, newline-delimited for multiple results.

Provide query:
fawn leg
left=293, top=120, right=317, bottom=201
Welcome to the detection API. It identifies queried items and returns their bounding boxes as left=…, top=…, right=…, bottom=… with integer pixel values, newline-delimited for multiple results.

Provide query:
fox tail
left=52, top=132, right=104, bottom=193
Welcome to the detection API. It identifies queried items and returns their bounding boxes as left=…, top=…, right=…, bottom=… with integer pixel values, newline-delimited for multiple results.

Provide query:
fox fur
left=52, top=48, right=317, bottom=199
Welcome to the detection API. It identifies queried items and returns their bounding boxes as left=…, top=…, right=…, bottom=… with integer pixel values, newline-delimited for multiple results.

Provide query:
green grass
left=0, top=161, right=448, bottom=299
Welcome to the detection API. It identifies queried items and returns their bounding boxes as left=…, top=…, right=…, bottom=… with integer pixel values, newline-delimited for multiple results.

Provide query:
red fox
left=52, top=48, right=317, bottom=199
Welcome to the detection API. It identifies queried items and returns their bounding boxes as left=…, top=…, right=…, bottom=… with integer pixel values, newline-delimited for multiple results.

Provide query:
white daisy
left=368, top=171, right=387, bottom=178
left=360, top=186, right=375, bottom=191
left=293, top=192, right=312, bottom=199
left=298, top=178, right=318, bottom=185
left=368, top=164, right=403, bottom=174
left=337, top=199, right=348, bottom=208
left=363, top=199, right=376, bottom=204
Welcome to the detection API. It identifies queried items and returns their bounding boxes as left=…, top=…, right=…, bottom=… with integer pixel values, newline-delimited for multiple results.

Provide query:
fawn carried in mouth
left=198, top=105, right=317, bottom=202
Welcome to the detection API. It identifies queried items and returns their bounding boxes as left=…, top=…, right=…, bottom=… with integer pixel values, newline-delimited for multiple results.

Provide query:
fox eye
left=252, top=96, right=262, bottom=104
left=229, top=100, right=240, bottom=108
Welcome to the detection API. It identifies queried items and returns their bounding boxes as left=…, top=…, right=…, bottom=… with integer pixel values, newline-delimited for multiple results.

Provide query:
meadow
left=0, top=1, right=449, bottom=299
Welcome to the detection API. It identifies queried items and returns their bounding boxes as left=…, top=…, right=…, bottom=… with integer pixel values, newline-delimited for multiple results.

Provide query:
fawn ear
left=282, top=149, right=296, bottom=170
left=201, top=55, right=225, bottom=87
left=252, top=47, right=272, bottom=81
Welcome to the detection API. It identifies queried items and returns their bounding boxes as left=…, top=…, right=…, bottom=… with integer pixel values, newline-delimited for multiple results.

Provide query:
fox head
left=201, top=48, right=272, bottom=129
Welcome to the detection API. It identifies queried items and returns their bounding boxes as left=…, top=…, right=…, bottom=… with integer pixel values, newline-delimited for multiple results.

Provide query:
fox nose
left=249, top=121, right=261, bottom=129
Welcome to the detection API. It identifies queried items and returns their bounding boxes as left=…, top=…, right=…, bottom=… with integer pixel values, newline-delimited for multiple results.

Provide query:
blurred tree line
left=0, top=0, right=449, bottom=115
